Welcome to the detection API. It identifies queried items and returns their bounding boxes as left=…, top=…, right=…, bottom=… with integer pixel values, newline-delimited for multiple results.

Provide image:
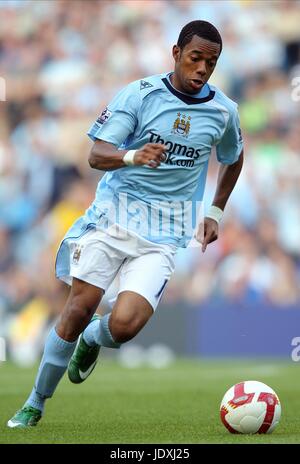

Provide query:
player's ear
left=172, top=45, right=181, bottom=63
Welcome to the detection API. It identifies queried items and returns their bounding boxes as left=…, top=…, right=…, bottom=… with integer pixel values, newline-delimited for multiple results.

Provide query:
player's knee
left=57, top=290, right=100, bottom=341
left=110, top=313, right=144, bottom=343
left=68, top=294, right=97, bottom=322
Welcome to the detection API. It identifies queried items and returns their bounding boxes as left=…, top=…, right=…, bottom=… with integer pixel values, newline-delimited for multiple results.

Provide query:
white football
left=220, top=380, right=281, bottom=434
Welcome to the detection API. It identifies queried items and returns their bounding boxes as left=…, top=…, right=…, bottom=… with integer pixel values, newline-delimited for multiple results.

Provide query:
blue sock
left=25, top=326, right=77, bottom=413
left=83, top=313, right=120, bottom=348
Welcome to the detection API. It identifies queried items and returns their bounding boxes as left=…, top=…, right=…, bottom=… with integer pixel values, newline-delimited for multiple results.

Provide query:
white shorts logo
left=72, top=245, right=83, bottom=265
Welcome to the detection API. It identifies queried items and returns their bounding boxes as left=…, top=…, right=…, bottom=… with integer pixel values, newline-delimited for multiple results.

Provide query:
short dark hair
left=177, top=20, right=222, bottom=54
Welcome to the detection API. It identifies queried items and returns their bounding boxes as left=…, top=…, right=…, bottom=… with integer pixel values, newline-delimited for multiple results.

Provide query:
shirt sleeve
left=216, top=105, right=243, bottom=165
left=87, top=82, right=140, bottom=147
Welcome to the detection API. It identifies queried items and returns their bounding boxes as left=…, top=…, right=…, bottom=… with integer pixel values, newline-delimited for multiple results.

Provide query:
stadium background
left=0, top=0, right=299, bottom=367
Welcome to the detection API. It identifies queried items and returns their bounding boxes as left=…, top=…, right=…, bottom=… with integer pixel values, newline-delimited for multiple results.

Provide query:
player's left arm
left=201, top=150, right=243, bottom=252
left=201, top=105, right=244, bottom=252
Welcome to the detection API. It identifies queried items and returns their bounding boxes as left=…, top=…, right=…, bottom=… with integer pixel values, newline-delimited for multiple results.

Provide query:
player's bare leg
left=68, top=290, right=153, bottom=384
left=109, top=291, right=153, bottom=343
left=7, top=278, right=103, bottom=428
left=56, top=278, right=104, bottom=341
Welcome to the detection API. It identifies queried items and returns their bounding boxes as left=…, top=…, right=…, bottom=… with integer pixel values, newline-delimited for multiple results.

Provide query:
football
left=220, top=380, right=281, bottom=434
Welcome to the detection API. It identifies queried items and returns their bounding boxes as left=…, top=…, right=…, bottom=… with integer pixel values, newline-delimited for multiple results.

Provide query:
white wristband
left=206, top=205, right=223, bottom=224
left=123, top=150, right=137, bottom=166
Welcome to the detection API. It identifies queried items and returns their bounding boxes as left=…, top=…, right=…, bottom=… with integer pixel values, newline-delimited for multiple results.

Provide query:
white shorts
left=57, top=224, right=177, bottom=311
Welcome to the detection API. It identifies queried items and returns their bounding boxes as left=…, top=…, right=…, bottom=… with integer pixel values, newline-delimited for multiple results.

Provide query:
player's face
left=172, top=35, right=220, bottom=94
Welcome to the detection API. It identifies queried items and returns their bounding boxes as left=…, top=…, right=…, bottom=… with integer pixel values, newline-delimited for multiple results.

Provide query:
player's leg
left=67, top=298, right=123, bottom=384
left=79, top=249, right=174, bottom=353
left=68, top=235, right=176, bottom=383
left=83, top=290, right=154, bottom=345
left=56, top=278, right=103, bottom=340
left=68, top=289, right=154, bottom=384
left=7, top=278, right=103, bottom=428
left=110, top=290, right=154, bottom=342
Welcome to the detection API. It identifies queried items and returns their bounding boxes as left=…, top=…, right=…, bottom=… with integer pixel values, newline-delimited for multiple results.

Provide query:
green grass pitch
left=0, top=359, right=299, bottom=444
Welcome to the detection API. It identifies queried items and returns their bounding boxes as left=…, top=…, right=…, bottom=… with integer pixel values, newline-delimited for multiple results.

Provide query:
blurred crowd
left=0, top=0, right=300, bottom=362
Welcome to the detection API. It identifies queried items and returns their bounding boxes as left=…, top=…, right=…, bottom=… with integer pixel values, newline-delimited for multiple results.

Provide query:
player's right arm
left=87, top=80, right=166, bottom=171
left=89, top=140, right=166, bottom=171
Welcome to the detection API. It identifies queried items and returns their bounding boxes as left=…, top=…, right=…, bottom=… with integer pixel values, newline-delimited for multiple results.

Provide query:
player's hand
left=134, top=143, right=167, bottom=168
left=195, top=217, right=219, bottom=253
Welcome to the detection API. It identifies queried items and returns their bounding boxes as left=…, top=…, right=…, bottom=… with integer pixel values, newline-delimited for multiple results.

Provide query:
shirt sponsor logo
left=149, top=131, right=206, bottom=168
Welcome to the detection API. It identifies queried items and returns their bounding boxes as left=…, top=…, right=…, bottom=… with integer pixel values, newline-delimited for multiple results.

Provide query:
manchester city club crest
left=72, top=245, right=83, bottom=265
left=172, top=113, right=191, bottom=137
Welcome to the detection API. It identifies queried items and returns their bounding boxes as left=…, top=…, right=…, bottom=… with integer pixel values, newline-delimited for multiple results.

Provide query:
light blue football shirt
left=87, top=72, right=243, bottom=247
